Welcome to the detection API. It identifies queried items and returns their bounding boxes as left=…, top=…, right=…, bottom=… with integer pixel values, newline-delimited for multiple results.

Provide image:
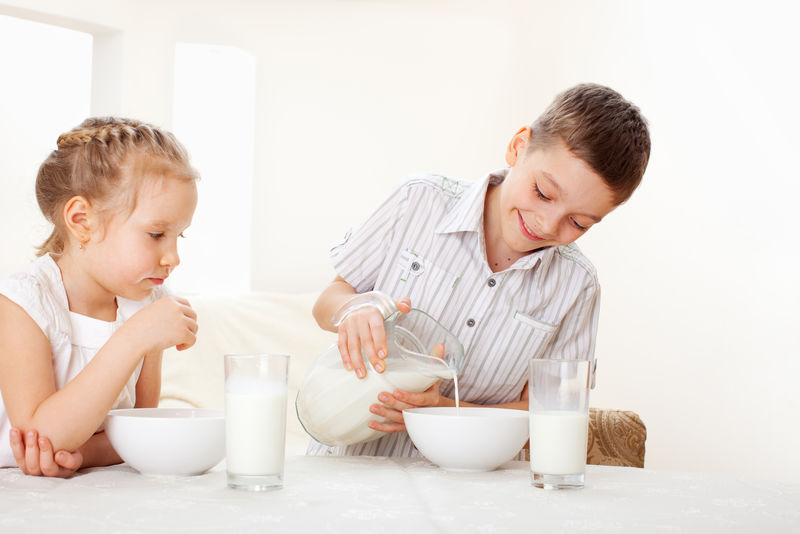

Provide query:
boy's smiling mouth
left=517, top=211, right=545, bottom=242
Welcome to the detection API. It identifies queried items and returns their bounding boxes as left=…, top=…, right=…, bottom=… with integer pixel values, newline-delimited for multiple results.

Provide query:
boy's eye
left=149, top=232, right=164, bottom=239
left=179, top=232, right=186, bottom=238
left=571, top=218, right=588, bottom=231
left=534, top=184, right=550, bottom=201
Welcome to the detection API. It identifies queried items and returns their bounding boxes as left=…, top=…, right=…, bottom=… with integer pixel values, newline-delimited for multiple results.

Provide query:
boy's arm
left=312, top=276, right=358, bottom=333
left=367, top=384, right=527, bottom=433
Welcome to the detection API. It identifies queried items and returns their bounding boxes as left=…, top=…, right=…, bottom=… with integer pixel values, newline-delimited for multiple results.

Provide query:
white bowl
left=105, top=408, right=225, bottom=476
left=404, top=407, right=529, bottom=472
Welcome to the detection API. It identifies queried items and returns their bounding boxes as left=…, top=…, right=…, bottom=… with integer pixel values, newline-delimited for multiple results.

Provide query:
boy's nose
left=537, top=211, right=559, bottom=239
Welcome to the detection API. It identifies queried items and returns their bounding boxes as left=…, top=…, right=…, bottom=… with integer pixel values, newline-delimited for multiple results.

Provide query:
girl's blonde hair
left=35, top=117, right=199, bottom=256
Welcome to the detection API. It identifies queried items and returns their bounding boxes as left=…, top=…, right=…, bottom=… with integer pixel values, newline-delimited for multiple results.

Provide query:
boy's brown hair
left=529, top=83, right=650, bottom=204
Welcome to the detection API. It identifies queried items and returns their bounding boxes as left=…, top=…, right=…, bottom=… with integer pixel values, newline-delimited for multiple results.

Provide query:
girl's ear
left=62, top=196, right=96, bottom=245
left=505, top=126, right=531, bottom=167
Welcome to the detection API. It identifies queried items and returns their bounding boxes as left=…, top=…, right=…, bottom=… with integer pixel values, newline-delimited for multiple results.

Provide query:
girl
left=0, top=117, right=199, bottom=477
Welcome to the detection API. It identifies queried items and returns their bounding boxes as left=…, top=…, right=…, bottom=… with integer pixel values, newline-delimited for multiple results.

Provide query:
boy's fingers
left=358, top=319, right=379, bottom=371
left=395, top=297, right=411, bottom=314
left=377, top=391, right=413, bottom=411
left=392, top=382, right=439, bottom=406
left=367, top=419, right=406, bottom=433
left=370, top=403, right=404, bottom=424
left=337, top=331, right=353, bottom=371
left=346, top=332, right=366, bottom=379
left=369, top=320, right=388, bottom=363
left=431, top=343, right=445, bottom=359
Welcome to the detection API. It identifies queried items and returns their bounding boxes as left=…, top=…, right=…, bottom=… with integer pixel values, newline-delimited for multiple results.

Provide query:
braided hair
left=35, top=117, right=198, bottom=255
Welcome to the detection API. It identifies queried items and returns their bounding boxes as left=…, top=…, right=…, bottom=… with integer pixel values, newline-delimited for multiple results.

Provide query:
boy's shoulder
left=552, top=242, right=598, bottom=282
left=398, top=172, right=470, bottom=200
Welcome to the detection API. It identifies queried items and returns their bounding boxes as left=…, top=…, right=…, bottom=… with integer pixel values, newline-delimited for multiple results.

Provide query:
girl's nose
left=161, top=244, right=180, bottom=269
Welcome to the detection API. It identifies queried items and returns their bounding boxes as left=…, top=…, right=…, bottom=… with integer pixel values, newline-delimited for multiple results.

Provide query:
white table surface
left=1, top=455, right=798, bottom=533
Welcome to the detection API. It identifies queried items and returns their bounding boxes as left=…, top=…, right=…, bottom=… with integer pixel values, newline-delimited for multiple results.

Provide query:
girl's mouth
left=517, top=211, right=545, bottom=242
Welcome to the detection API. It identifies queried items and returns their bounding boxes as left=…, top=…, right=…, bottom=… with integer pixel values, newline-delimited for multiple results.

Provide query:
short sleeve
left=0, top=274, right=58, bottom=340
left=330, top=179, right=412, bottom=293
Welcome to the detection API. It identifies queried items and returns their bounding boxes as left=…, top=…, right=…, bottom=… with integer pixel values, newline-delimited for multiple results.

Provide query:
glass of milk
left=224, top=354, right=290, bottom=491
left=528, top=359, right=591, bottom=489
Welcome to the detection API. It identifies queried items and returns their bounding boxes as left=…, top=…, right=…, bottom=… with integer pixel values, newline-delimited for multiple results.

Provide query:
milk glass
left=224, top=354, right=290, bottom=491
left=528, top=359, right=591, bottom=489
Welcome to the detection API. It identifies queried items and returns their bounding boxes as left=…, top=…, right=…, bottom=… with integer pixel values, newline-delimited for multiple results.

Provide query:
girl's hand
left=336, top=297, right=411, bottom=379
left=368, top=343, right=446, bottom=433
left=125, top=296, right=198, bottom=353
left=9, top=428, right=83, bottom=478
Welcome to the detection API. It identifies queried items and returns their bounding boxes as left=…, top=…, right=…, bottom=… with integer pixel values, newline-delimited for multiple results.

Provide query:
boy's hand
left=336, top=297, right=411, bottom=379
left=368, top=343, right=446, bottom=433
left=125, top=296, right=198, bottom=353
left=9, top=428, right=83, bottom=478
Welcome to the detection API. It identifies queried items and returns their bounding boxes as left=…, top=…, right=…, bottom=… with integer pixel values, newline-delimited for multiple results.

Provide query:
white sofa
left=160, top=292, right=647, bottom=467
left=159, top=292, right=337, bottom=456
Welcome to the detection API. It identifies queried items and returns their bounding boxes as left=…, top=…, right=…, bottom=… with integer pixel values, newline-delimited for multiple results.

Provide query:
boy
left=309, top=83, right=650, bottom=457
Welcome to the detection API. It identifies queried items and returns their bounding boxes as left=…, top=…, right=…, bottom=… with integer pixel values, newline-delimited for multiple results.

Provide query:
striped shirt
left=307, top=170, right=600, bottom=457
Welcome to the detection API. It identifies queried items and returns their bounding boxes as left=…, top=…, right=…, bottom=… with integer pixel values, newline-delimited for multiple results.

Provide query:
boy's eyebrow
left=541, top=172, right=603, bottom=223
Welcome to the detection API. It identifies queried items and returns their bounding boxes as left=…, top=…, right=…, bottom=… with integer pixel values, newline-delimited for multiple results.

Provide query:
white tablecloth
left=1, top=456, right=798, bottom=533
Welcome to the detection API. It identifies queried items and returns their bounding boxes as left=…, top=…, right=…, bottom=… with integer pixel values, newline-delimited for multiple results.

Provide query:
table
left=1, top=456, right=798, bottom=533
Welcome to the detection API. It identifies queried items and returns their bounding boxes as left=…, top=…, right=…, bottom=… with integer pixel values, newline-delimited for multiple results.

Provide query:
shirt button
left=487, top=278, right=496, bottom=287
left=411, top=261, right=420, bottom=271
left=466, top=318, right=475, bottom=327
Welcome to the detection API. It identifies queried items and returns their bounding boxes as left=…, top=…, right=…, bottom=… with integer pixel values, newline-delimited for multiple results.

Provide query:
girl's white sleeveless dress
left=0, top=254, right=161, bottom=467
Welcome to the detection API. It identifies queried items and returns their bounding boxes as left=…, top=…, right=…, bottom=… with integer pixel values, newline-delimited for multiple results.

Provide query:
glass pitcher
left=296, top=293, right=464, bottom=447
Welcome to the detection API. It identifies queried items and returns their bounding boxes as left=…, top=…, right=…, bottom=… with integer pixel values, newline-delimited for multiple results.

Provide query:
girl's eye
left=149, top=232, right=164, bottom=239
left=534, top=184, right=550, bottom=201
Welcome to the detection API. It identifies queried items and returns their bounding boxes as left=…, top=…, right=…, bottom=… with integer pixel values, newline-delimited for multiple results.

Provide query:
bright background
left=0, top=0, right=798, bottom=482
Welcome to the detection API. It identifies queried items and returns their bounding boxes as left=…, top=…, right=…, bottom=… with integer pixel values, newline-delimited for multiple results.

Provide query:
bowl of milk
left=404, top=407, right=529, bottom=472
left=105, top=408, right=225, bottom=476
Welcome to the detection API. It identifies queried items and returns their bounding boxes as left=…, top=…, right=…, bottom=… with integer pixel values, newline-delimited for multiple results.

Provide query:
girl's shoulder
left=0, top=255, right=70, bottom=337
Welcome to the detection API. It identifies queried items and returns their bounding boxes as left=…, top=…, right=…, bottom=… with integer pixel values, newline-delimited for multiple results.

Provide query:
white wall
left=1, top=0, right=797, bottom=482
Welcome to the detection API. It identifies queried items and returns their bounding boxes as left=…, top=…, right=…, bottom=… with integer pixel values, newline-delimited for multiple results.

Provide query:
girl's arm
left=0, top=295, right=195, bottom=453
left=7, top=348, right=160, bottom=477
left=134, top=350, right=163, bottom=408
left=68, top=350, right=163, bottom=470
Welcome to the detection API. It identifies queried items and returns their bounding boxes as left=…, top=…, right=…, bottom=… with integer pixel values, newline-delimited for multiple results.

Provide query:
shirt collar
left=435, top=169, right=556, bottom=278
left=435, top=170, right=503, bottom=235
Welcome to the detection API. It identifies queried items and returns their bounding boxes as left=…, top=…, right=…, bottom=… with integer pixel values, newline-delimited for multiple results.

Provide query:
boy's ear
left=505, top=126, right=531, bottom=167
left=62, top=196, right=96, bottom=244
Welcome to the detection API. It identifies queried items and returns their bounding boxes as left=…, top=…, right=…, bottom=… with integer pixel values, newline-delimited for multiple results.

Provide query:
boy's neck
left=483, top=183, right=528, bottom=273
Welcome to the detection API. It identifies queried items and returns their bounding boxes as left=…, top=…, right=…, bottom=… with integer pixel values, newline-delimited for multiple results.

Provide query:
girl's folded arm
left=0, top=296, right=148, bottom=452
